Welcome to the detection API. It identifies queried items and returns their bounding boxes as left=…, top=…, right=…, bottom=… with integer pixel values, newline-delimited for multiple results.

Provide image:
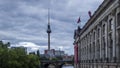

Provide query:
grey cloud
left=0, top=0, right=103, bottom=55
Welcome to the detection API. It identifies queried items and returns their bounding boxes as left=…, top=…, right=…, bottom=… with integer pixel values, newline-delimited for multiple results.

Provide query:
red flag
left=77, top=17, right=81, bottom=23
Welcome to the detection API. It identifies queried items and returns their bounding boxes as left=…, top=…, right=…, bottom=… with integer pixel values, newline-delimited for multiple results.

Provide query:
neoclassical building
left=74, top=0, right=120, bottom=68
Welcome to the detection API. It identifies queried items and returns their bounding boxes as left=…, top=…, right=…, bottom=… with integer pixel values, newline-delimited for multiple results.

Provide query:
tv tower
left=47, top=7, right=51, bottom=50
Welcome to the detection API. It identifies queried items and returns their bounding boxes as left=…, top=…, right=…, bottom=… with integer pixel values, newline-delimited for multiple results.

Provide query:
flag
left=77, top=17, right=81, bottom=23
left=88, top=11, right=92, bottom=17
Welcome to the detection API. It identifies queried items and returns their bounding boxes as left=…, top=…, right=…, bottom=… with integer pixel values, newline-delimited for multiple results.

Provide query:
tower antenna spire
left=48, top=6, right=50, bottom=25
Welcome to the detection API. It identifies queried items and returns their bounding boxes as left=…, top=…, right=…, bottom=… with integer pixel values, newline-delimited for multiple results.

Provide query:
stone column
left=112, top=16, right=116, bottom=62
left=116, top=7, right=120, bottom=62
left=99, top=26, right=102, bottom=62
left=90, top=33, right=92, bottom=63
left=102, top=23, right=106, bottom=62
left=94, top=30, right=97, bottom=62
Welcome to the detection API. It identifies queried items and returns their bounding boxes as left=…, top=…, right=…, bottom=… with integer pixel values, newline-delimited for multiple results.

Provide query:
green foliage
left=51, top=58, right=58, bottom=61
left=40, top=56, right=49, bottom=61
left=0, top=41, right=40, bottom=68
left=56, top=56, right=63, bottom=60
left=50, top=56, right=63, bottom=61
left=27, top=54, right=40, bottom=68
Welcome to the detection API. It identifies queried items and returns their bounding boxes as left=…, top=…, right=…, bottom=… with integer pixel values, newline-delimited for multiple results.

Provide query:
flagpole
left=77, top=16, right=81, bottom=28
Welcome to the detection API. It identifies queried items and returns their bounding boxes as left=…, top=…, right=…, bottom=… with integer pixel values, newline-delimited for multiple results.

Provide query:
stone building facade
left=74, top=0, right=120, bottom=68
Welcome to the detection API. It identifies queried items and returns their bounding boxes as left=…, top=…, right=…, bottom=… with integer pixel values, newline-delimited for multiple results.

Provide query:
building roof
left=80, top=0, right=115, bottom=35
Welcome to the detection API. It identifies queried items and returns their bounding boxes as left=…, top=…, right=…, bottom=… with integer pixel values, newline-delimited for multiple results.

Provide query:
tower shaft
left=47, top=24, right=51, bottom=50
left=48, top=33, right=50, bottom=50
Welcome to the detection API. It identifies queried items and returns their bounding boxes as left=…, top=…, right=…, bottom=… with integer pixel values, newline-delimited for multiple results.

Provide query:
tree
left=0, top=41, right=40, bottom=68
left=27, top=54, right=40, bottom=68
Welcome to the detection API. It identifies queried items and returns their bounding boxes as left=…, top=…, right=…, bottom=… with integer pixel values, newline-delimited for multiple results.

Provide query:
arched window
left=109, top=19, right=113, bottom=31
left=103, top=24, right=105, bottom=35
left=98, top=28, right=100, bottom=38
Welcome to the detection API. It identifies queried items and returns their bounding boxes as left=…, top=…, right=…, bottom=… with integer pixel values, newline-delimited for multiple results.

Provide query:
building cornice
left=80, top=0, right=117, bottom=36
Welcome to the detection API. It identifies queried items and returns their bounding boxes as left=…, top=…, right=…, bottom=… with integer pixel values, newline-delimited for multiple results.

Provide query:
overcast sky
left=0, top=0, right=103, bottom=55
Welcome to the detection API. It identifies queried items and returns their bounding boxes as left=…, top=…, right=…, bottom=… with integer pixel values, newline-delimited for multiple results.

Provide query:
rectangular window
left=117, top=13, right=120, bottom=26
left=89, top=44, right=91, bottom=54
left=90, top=34, right=91, bottom=43
left=101, top=37, right=106, bottom=60
left=93, top=42, right=95, bottom=56
left=109, top=19, right=112, bottom=30
left=97, top=40, right=100, bottom=60
left=109, top=33, right=113, bottom=60
left=94, top=32, right=95, bottom=41
left=102, top=37, right=106, bottom=50
left=118, top=29, right=120, bottom=43
left=109, top=19, right=113, bottom=31
left=97, top=40, right=100, bottom=51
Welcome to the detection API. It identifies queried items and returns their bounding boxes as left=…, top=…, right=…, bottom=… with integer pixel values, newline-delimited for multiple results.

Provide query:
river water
left=62, top=66, right=74, bottom=68
left=48, top=65, right=74, bottom=68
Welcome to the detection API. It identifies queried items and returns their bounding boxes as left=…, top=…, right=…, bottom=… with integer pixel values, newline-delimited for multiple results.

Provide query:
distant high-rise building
left=55, top=50, right=65, bottom=56
left=44, top=49, right=65, bottom=58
